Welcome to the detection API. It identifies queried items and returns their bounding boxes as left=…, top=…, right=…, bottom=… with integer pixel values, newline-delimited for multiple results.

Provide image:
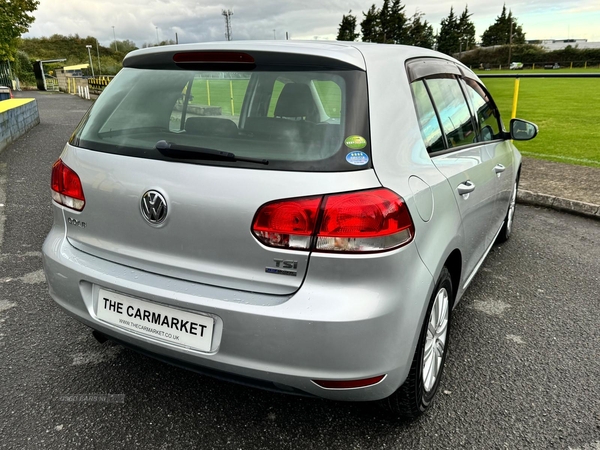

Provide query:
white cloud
left=25, top=0, right=600, bottom=46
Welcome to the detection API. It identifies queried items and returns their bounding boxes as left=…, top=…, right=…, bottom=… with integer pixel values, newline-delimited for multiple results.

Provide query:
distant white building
left=526, top=39, right=600, bottom=51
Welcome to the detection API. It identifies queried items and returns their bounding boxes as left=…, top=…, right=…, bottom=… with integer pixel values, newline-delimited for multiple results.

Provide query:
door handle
left=457, top=181, right=476, bottom=196
left=494, top=164, right=506, bottom=174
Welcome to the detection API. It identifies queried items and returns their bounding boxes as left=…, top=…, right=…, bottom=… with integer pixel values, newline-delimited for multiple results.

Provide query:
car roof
left=124, top=40, right=466, bottom=73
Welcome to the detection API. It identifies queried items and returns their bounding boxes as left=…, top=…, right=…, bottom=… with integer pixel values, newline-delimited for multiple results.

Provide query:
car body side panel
left=358, top=46, right=466, bottom=299
left=489, top=140, right=517, bottom=229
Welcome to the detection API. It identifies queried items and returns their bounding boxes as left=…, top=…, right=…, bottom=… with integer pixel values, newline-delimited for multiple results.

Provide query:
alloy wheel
left=422, top=287, right=449, bottom=393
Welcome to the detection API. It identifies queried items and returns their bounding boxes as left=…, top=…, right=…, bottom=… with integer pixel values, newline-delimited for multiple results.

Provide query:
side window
left=463, top=79, right=502, bottom=142
left=425, top=77, right=477, bottom=149
left=410, top=80, right=445, bottom=153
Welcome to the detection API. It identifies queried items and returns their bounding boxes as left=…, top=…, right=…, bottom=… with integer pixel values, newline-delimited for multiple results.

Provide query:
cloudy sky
left=25, top=0, right=600, bottom=47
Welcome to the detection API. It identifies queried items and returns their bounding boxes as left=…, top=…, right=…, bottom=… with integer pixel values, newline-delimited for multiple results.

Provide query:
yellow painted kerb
left=0, top=98, right=35, bottom=114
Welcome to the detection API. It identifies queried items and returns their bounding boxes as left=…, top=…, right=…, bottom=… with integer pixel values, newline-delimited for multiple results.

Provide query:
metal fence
left=88, top=76, right=115, bottom=94
left=0, top=61, right=12, bottom=86
left=476, top=61, right=600, bottom=71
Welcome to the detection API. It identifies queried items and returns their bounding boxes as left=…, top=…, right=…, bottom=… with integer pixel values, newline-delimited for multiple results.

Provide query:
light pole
left=112, top=26, right=118, bottom=52
left=86, top=45, right=95, bottom=77
left=156, top=26, right=159, bottom=45
left=507, top=21, right=514, bottom=66
left=96, top=39, right=101, bottom=76
left=273, top=29, right=276, bottom=40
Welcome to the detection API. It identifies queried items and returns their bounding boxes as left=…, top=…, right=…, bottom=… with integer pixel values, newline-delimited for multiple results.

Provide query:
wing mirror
left=509, top=118, right=538, bottom=141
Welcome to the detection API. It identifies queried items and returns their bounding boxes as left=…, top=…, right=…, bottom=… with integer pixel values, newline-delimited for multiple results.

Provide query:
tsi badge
left=265, top=259, right=298, bottom=277
left=67, top=217, right=86, bottom=228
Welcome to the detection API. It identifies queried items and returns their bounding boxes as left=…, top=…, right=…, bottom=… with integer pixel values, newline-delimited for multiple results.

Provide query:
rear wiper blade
left=155, top=140, right=268, bottom=165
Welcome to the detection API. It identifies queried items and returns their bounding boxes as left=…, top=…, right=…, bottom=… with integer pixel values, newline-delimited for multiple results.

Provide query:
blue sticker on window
left=346, top=151, right=369, bottom=166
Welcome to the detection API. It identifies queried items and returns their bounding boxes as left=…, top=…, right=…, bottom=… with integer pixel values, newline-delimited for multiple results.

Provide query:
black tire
left=383, top=267, right=453, bottom=419
left=496, top=174, right=519, bottom=244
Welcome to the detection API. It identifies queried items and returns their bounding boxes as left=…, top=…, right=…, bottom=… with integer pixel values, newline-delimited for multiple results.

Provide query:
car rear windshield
left=70, top=66, right=371, bottom=171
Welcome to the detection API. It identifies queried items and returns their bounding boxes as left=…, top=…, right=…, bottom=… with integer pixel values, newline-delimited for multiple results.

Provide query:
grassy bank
left=483, top=76, right=600, bottom=167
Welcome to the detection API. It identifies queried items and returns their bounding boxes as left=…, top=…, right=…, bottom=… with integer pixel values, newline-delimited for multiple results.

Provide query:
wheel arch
left=444, top=249, right=462, bottom=307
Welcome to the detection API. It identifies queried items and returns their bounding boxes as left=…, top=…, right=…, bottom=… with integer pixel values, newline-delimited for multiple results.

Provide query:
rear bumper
left=42, top=224, right=434, bottom=401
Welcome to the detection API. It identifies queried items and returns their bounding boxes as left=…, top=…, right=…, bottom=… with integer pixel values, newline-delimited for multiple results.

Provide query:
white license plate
left=96, top=288, right=214, bottom=352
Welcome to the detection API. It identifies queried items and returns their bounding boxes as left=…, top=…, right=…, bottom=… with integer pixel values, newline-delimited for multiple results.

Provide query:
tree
left=361, top=5, right=381, bottom=43
left=336, top=11, right=359, bottom=41
left=387, top=0, right=409, bottom=44
left=457, top=6, right=476, bottom=52
left=110, top=39, right=138, bottom=54
left=480, top=4, right=525, bottom=47
left=0, top=0, right=40, bottom=60
left=407, top=12, right=434, bottom=49
left=436, top=7, right=460, bottom=55
left=378, top=0, right=392, bottom=42
left=141, top=39, right=176, bottom=48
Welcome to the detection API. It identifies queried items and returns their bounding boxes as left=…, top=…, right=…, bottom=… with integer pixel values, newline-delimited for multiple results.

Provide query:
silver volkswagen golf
left=43, top=41, right=537, bottom=418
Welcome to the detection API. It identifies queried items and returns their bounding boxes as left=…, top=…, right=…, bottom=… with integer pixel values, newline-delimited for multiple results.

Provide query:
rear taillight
left=251, top=188, right=414, bottom=253
left=251, top=196, right=322, bottom=250
left=51, top=159, right=85, bottom=211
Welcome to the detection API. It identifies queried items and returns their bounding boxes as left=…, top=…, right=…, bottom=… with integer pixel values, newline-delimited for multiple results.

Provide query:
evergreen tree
left=388, top=0, right=409, bottom=44
left=457, top=6, right=476, bottom=52
left=437, top=7, right=460, bottom=55
left=361, top=5, right=381, bottom=43
left=378, top=0, right=392, bottom=42
left=0, top=0, right=40, bottom=60
left=481, top=4, right=526, bottom=47
left=336, top=11, right=359, bottom=41
left=407, top=12, right=434, bottom=49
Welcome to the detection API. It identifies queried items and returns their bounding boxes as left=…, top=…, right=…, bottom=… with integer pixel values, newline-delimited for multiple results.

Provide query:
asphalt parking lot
left=0, top=92, right=599, bottom=449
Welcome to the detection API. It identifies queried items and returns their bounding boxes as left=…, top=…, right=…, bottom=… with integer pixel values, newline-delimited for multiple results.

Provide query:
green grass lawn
left=474, top=68, right=600, bottom=75
left=482, top=77, right=600, bottom=167
left=189, top=79, right=249, bottom=116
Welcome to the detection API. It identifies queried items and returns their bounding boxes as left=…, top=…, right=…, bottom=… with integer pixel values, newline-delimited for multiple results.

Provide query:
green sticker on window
left=344, top=135, right=367, bottom=150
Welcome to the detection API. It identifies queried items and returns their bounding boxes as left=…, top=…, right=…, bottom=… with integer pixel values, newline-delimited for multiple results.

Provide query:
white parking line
left=568, top=441, right=600, bottom=450
left=0, top=300, right=17, bottom=313
left=71, top=347, right=122, bottom=366
left=469, top=298, right=512, bottom=316
left=521, top=151, right=600, bottom=166
left=18, top=269, right=45, bottom=284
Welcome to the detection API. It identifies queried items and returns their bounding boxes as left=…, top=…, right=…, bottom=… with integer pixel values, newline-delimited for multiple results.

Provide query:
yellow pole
left=585, top=61, right=587, bottom=69
left=206, top=80, right=211, bottom=105
left=532, top=63, right=535, bottom=70
left=570, top=61, right=573, bottom=69
left=229, top=80, right=234, bottom=115
left=511, top=78, right=520, bottom=119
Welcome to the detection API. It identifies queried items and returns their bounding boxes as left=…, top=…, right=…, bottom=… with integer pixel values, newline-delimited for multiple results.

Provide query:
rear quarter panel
left=359, top=47, right=465, bottom=304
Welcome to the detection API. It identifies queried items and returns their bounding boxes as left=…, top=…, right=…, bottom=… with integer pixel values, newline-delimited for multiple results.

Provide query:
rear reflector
left=313, top=375, right=386, bottom=389
left=251, top=188, right=414, bottom=253
left=51, top=159, right=85, bottom=211
left=173, top=52, right=255, bottom=64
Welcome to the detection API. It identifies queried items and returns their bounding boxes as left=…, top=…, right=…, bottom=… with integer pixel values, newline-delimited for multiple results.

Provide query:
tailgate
left=61, top=146, right=381, bottom=295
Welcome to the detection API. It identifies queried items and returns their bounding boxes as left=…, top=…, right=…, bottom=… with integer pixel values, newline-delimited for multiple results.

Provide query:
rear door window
left=410, top=80, right=445, bottom=153
left=425, top=77, right=477, bottom=149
